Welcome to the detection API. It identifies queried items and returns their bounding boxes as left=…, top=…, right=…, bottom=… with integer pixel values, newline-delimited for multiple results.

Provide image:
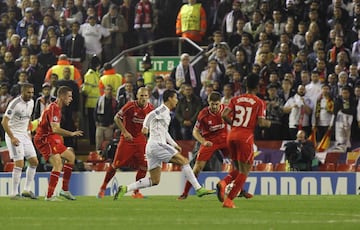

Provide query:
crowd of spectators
left=1, top=0, right=360, bottom=153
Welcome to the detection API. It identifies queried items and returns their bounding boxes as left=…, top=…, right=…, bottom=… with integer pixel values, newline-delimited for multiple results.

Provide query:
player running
left=178, top=91, right=229, bottom=200
left=97, top=87, right=154, bottom=198
left=114, top=89, right=214, bottom=200
left=217, top=73, right=271, bottom=208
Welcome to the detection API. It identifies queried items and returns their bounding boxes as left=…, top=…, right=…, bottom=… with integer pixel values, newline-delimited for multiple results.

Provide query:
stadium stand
left=274, top=163, right=286, bottom=171
left=324, top=152, right=343, bottom=164
left=3, top=162, right=14, bottom=172
left=255, top=163, right=273, bottom=172
left=319, top=163, right=336, bottom=172
left=336, top=163, right=355, bottom=172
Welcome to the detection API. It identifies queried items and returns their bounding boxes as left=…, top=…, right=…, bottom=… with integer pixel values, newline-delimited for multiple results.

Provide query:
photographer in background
left=285, top=130, right=315, bottom=171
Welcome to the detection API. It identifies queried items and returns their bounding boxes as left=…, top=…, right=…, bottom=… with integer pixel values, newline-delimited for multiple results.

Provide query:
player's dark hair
left=163, top=89, right=177, bottom=102
left=21, top=83, right=34, bottom=92
left=208, top=91, right=221, bottom=102
left=57, top=86, right=72, bottom=96
left=246, top=73, right=260, bottom=90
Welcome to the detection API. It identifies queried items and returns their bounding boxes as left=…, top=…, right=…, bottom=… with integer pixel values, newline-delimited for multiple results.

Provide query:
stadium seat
left=162, top=163, right=173, bottom=171
left=356, top=165, right=360, bottom=172
left=86, top=151, right=104, bottom=163
left=336, top=163, right=355, bottom=172
left=93, top=162, right=110, bottom=171
left=172, top=164, right=182, bottom=171
left=324, top=152, right=342, bottom=163
left=319, top=163, right=336, bottom=171
left=337, top=153, right=348, bottom=164
left=274, top=163, right=286, bottom=171
left=4, top=162, right=14, bottom=172
left=0, top=150, right=11, bottom=164
left=255, top=163, right=273, bottom=172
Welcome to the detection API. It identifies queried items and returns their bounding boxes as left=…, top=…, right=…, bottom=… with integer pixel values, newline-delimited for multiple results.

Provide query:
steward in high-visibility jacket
left=45, top=54, right=83, bottom=87
left=82, top=66, right=100, bottom=109
left=98, top=63, right=124, bottom=97
left=176, top=0, right=207, bottom=43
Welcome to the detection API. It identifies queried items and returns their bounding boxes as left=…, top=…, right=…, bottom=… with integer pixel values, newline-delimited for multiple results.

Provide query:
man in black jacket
left=285, top=130, right=315, bottom=171
left=63, top=21, right=86, bottom=74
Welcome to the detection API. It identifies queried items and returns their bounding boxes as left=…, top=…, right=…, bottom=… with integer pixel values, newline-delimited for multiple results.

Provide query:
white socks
left=182, top=164, right=201, bottom=190
left=127, top=177, right=153, bottom=192
left=24, top=166, right=37, bottom=192
left=12, top=166, right=22, bottom=196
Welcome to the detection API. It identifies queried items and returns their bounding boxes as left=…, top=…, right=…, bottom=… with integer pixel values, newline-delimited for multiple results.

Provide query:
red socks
left=224, top=170, right=240, bottom=185
left=62, top=163, right=73, bottom=191
left=47, top=171, right=60, bottom=198
left=182, top=181, right=193, bottom=196
left=227, top=173, right=247, bottom=200
left=100, top=166, right=116, bottom=191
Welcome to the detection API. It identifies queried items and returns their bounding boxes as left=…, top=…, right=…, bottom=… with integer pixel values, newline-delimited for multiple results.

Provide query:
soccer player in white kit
left=114, top=89, right=214, bottom=200
left=1, top=83, right=38, bottom=199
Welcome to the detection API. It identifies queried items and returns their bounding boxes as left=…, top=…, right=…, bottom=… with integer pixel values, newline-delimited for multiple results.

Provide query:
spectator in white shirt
left=283, top=85, right=313, bottom=139
left=79, top=15, right=110, bottom=71
left=305, top=70, right=323, bottom=105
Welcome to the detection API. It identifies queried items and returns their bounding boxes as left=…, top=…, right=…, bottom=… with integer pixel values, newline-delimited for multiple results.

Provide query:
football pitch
left=1, top=195, right=359, bottom=230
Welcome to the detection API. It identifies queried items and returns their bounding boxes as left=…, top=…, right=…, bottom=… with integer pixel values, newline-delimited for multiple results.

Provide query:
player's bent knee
left=62, top=148, right=76, bottom=163
left=50, top=156, right=63, bottom=171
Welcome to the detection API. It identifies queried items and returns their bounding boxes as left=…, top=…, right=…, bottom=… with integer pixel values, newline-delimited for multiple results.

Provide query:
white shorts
left=146, top=142, right=177, bottom=170
left=5, top=134, right=37, bottom=161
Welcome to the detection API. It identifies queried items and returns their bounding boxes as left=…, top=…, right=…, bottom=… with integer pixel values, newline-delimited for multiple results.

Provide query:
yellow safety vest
left=51, top=65, right=75, bottom=80
left=82, top=69, right=100, bottom=108
left=99, top=73, right=123, bottom=97
left=180, top=4, right=201, bottom=32
left=143, top=70, right=155, bottom=88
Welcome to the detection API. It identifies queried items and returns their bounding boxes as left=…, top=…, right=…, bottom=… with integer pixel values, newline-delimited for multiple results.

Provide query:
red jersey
left=116, top=101, right=154, bottom=139
left=195, top=104, right=227, bottom=141
left=227, top=93, right=266, bottom=136
left=35, top=102, right=61, bottom=137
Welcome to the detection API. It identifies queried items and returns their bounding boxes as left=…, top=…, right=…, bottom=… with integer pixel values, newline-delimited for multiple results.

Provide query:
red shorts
left=227, top=133, right=254, bottom=164
left=34, top=134, right=67, bottom=161
left=112, top=136, right=147, bottom=169
left=197, top=140, right=229, bottom=161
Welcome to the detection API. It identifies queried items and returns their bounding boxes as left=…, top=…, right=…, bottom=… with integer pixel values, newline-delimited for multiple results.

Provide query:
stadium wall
left=0, top=172, right=358, bottom=197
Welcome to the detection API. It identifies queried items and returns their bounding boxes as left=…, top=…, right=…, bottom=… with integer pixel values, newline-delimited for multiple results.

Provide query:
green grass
left=1, top=195, right=360, bottom=230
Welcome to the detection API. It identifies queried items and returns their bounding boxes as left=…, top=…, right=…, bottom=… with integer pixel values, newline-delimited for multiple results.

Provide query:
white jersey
left=4, top=96, right=34, bottom=135
left=143, top=104, right=177, bottom=147
left=79, top=23, right=110, bottom=55
left=285, top=94, right=313, bottom=128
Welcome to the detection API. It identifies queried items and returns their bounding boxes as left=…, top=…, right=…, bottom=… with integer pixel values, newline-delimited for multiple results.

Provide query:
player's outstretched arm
left=193, top=127, right=212, bottom=147
left=51, top=122, right=84, bottom=137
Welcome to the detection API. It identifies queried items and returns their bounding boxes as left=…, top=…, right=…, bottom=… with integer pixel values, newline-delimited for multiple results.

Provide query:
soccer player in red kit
left=34, top=86, right=84, bottom=201
left=178, top=91, right=229, bottom=200
left=218, top=73, right=271, bottom=208
left=97, top=87, right=154, bottom=198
